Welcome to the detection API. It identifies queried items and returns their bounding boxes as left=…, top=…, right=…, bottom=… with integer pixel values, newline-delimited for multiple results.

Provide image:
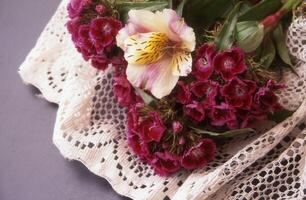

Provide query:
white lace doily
left=19, top=1, right=306, bottom=199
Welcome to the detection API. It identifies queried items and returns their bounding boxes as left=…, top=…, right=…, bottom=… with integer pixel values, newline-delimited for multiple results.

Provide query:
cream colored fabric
left=19, top=1, right=306, bottom=199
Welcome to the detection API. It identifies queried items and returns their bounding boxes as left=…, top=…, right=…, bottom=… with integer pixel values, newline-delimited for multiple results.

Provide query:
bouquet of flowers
left=66, top=0, right=304, bottom=176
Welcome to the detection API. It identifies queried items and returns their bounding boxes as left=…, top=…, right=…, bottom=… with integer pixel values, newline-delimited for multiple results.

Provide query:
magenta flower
left=191, top=80, right=219, bottom=106
left=76, top=24, right=96, bottom=60
left=214, top=48, right=246, bottom=80
left=184, top=101, right=205, bottom=123
left=174, top=81, right=191, bottom=104
left=254, top=80, right=283, bottom=112
left=152, top=152, right=181, bottom=176
left=67, top=0, right=91, bottom=18
left=181, top=139, right=216, bottom=170
left=222, top=78, right=257, bottom=109
left=126, top=106, right=150, bottom=158
left=193, top=44, right=216, bottom=80
left=209, top=103, right=236, bottom=128
left=139, top=112, right=166, bottom=143
left=113, top=75, right=141, bottom=107
left=89, top=17, right=122, bottom=53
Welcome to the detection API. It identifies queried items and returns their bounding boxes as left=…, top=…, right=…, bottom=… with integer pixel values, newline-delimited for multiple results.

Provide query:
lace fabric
left=19, top=1, right=306, bottom=199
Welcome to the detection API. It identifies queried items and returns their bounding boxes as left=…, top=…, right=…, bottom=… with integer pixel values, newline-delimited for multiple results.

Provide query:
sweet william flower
left=139, top=112, right=166, bottom=143
left=191, top=80, right=219, bottom=106
left=222, top=78, right=257, bottom=109
left=214, top=48, right=246, bottom=80
left=126, top=106, right=150, bottom=158
left=67, top=0, right=91, bottom=18
left=116, top=9, right=196, bottom=99
left=209, top=103, right=236, bottom=129
left=113, top=75, right=142, bottom=107
left=152, top=152, right=181, bottom=176
left=174, top=81, right=191, bottom=104
left=193, top=44, right=216, bottom=80
left=90, top=17, right=122, bottom=53
left=184, top=101, right=205, bottom=123
left=181, top=139, right=216, bottom=170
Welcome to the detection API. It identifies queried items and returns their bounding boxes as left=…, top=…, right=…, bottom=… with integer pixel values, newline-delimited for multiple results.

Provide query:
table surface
left=0, top=1, right=130, bottom=199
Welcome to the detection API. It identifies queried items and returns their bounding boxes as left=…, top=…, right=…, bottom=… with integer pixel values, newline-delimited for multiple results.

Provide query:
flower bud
left=236, top=21, right=264, bottom=53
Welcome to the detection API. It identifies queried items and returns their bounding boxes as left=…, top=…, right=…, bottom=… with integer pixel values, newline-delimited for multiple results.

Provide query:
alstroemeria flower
left=116, top=9, right=196, bottom=99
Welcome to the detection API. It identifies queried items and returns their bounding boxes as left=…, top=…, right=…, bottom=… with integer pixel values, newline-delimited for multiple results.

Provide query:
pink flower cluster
left=113, top=44, right=283, bottom=176
left=67, top=0, right=124, bottom=70
left=177, top=44, right=283, bottom=130
left=127, top=105, right=216, bottom=176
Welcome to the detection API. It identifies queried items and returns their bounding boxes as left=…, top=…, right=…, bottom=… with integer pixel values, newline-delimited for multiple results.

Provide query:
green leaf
left=215, top=2, right=242, bottom=51
left=190, top=127, right=256, bottom=138
left=268, top=109, right=293, bottom=123
left=236, top=21, right=264, bottom=53
left=272, top=24, right=293, bottom=65
left=239, top=0, right=282, bottom=21
left=260, top=36, right=276, bottom=68
left=176, top=0, right=188, bottom=17
left=116, top=1, right=169, bottom=22
left=135, top=88, right=155, bottom=105
left=183, top=0, right=233, bottom=32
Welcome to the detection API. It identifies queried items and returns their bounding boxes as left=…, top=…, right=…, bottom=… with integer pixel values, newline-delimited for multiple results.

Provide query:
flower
left=254, top=80, right=283, bottom=111
left=214, top=48, right=246, bottom=80
left=181, top=139, right=216, bottom=170
left=184, top=101, right=205, bottom=123
left=76, top=24, right=96, bottom=59
left=222, top=78, right=257, bottom=109
left=139, top=112, right=166, bottom=142
left=174, top=81, right=191, bottom=104
left=152, top=152, right=181, bottom=176
left=126, top=106, right=150, bottom=158
left=172, top=121, right=183, bottom=134
left=90, top=17, right=122, bottom=53
left=209, top=103, right=236, bottom=129
left=116, top=9, right=196, bottom=99
left=191, top=80, right=219, bottom=106
left=193, top=44, right=216, bottom=80
left=67, top=0, right=91, bottom=18
left=113, top=75, right=141, bottom=107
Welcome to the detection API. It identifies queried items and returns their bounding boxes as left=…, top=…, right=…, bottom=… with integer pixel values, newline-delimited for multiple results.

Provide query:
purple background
left=0, top=1, right=129, bottom=199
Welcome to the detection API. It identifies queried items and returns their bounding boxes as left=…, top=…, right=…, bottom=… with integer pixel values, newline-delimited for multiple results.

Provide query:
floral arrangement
left=67, top=0, right=303, bottom=176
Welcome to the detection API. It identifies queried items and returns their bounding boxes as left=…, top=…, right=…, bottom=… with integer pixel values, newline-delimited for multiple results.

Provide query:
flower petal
left=127, top=9, right=195, bottom=51
left=171, top=51, right=192, bottom=76
left=124, top=32, right=168, bottom=65
left=126, top=57, right=179, bottom=99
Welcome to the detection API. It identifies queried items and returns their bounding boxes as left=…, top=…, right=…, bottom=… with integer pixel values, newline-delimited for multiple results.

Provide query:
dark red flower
left=89, top=17, right=122, bottom=53
left=222, top=78, right=257, bottom=109
left=76, top=24, right=96, bottom=60
left=113, top=75, right=141, bottom=107
left=126, top=106, right=150, bottom=158
left=193, top=44, right=216, bottom=80
left=139, top=112, right=166, bottom=143
left=184, top=101, right=205, bottom=123
left=67, top=17, right=81, bottom=43
left=152, top=152, right=181, bottom=176
left=174, top=81, right=191, bottom=104
left=209, top=103, right=236, bottom=129
left=214, top=48, right=246, bottom=80
left=67, top=0, right=91, bottom=18
left=181, top=139, right=216, bottom=170
left=254, top=80, right=283, bottom=112
left=191, top=80, right=219, bottom=106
